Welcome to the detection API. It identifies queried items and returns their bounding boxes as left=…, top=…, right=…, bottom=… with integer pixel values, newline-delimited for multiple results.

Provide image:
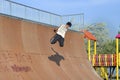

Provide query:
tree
left=81, top=22, right=114, bottom=54
left=101, top=39, right=116, bottom=54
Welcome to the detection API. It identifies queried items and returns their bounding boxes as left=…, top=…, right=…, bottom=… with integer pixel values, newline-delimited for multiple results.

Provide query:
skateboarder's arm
left=53, top=25, right=63, bottom=33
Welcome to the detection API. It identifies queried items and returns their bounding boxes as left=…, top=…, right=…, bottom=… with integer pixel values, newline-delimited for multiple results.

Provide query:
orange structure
left=82, top=30, right=97, bottom=41
left=82, top=30, right=97, bottom=61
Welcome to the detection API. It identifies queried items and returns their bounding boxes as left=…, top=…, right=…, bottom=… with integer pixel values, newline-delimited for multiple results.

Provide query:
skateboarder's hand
left=54, top=29, right=57, bottom=33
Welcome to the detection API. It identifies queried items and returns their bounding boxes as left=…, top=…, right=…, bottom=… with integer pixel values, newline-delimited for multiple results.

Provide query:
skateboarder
left=50, top=22, right=72, bottom=47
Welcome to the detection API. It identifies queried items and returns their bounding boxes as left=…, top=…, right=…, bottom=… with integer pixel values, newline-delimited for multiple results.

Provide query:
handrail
left=5, top=0, right=61, bottom=16
left=91, top=54, right=116, bottom=67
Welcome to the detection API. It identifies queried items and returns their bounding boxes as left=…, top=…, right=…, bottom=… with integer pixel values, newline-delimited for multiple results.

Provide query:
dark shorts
left=50, top=34, right=64, bottom=47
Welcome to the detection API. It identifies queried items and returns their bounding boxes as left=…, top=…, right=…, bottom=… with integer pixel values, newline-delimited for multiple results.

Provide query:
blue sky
left=12, top=0, right=120, bottom=38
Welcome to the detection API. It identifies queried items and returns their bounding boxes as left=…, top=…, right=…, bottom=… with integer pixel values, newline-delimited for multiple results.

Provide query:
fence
left=91, top=54, right=117, bottom=67
left=0, top=0, right=84, bottom=31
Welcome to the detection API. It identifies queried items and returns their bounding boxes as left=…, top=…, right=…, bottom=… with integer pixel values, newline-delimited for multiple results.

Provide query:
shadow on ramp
left=48, top=47, right=64, bottom=66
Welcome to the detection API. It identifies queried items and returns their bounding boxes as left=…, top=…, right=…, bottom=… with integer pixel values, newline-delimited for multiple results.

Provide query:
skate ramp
left=0, top=15, right=102, bottom=80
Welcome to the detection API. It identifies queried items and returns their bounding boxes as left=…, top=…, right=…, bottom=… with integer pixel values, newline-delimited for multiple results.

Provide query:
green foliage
left=100, top=40, right=116, bottom=54
left=82, top=22, right=116, bottom=54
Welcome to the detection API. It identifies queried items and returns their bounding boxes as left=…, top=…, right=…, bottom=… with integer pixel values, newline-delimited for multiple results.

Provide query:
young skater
left=50, top=22, right=72, bottom=47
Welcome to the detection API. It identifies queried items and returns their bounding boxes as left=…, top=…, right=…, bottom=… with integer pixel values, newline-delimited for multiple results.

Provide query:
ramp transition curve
left=0, top=15, right=102, bottom=80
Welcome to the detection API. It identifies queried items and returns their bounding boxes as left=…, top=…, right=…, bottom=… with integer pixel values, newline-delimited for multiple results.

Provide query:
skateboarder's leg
left=58, top=37, right=64, bottom=47
left=50, top=34, right=60, bottom=44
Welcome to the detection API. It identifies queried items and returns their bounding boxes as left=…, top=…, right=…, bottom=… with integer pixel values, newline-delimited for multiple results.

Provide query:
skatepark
left=0, top=13, right=103, bottom=80
left=0, top=0, right=119, bottom=80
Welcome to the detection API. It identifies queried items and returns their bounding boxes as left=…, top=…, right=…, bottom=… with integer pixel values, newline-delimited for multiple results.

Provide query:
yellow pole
left=112, top=54, right=113, bottom=66
left=92, top=54, right=95, bottom=66
left=99, top=54, right=101, bottom=66
left=88, top=39, right=91, bottom=61
left=105, top=54, right=107, bottom=66
left=116, top=38, right=119, bottom=80
left=100, top=67, right=104, bottom=78
left=118, top=53, right=120, bottom=66
left=91, top=41, right=96, bottom=66
left=101, top=67, right=108, bottom=80
left=94, top=41, right=97, bottom=55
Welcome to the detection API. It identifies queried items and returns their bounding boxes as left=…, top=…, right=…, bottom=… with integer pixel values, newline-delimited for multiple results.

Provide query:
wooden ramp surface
left=0, top=15, right=102, bottom=80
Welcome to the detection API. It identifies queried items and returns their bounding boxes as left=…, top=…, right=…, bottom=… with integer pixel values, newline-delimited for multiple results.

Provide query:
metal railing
left=0, top=0, right=84, bottom=31
left=91, top=54, right=117, bottom=66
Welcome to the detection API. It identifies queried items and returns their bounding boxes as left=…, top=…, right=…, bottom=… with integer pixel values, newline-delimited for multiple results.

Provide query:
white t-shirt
left=57, top=25, right=67, bottom=38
